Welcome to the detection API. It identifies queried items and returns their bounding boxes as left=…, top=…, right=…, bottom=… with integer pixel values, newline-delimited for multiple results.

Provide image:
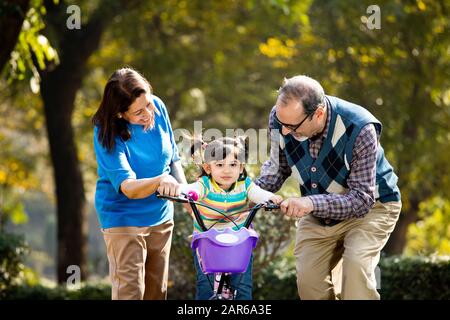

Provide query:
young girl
left=179, top=136, right=283, bottom=300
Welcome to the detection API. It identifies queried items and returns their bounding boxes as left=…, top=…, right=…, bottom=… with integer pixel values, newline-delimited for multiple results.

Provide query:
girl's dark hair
left=190, top=136, right=249, bottom=180
left=92, top=67, right=155, bottom=151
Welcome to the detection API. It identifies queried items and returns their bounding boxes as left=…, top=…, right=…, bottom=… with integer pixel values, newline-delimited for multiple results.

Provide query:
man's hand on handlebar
left=280, top=196, right=313, bottom=218
left=264, top=195, right=283, bottom=213
left=268, top=195, right=283, bottom=205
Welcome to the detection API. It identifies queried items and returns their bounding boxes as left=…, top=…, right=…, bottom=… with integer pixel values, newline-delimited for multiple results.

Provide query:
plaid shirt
left=255, top=103, right=379, bottom=220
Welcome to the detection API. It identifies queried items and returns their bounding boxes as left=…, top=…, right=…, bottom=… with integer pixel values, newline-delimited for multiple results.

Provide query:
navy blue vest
left=274, top=95, right=400, bottom=203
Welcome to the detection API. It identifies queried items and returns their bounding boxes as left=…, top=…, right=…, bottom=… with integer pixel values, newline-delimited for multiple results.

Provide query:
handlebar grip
left=264, top=204, right=280, bottom=210
left=156, top=192, right=207, bottom=232
left=186, top=190, right=199, bottom=201
left=155, top=192, right=187, bottom=203
left=243, top=201, right=280, bottom=228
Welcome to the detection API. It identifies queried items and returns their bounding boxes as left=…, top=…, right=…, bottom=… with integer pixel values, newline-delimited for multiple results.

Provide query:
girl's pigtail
left=235, top=135, right=249, bottom=164
left=190, top=135, right=206, bottom=165
left=233, top=135, right=249, bottom=181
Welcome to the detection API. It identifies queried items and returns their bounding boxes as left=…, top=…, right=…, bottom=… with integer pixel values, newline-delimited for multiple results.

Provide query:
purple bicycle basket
left=191, top=227, right=259, bottom=273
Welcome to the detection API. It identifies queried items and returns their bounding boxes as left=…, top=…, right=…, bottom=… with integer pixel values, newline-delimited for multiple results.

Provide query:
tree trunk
left=40, top=0, right=140, bottom=283
left=40, top=28, right=105, bottom=282
left=383, top=70, right=424, bottom=255
left=0, top=0, right=30, bottom=72
left=40, top=63, right=88, bottom=282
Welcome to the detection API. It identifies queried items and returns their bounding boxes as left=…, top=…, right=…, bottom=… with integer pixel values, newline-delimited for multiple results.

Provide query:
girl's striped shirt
left=181, top=176, right=276, bottom=232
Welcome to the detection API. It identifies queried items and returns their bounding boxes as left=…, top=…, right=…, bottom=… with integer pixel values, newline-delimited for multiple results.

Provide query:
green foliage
left=3, top=284, right=69, bottom=300
left=88, top=0, right=301, bottom=131
left=0, top=0, right=449, bottom=289
left=0, top=130, right=39, bottom=231
left=255, top=255, right=450, bottom=300
left=0, top=232, right=29, bottom=296
left=253, top=254, right=298, bottom=299
left=2, top=201, right=27, bottom=226
left=290, top=0, right=450, bottom=212
left=2, top=282, right=111, bottom=300
left=406, top=197, right=450, bottom=255
left=5, top=0, right=58, bottom=92
left=67, top=283, right=111, bottom=300
left=3, top=256, right=449, bottom=299
left=379, top=256, right=450, bottom=300
left=0, top=0, right=51, bottom=233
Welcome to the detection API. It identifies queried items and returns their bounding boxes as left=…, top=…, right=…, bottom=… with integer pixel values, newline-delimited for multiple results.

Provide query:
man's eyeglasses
left=274, top=112, right=310, bottom=133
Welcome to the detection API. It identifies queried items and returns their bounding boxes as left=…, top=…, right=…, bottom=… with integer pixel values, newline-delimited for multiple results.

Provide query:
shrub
left=2, top=256, right=449, bottom=299
left=3, top=283, right=111, bottom=300
left=0, top=232, right=29, bottom=297
left=379, top=256, right=450, bottom=300
left=254, top=255, right=450, bottom=300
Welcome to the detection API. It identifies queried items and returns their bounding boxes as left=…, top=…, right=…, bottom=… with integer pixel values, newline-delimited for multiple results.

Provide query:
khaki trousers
left=294, top=201, right=401, bottom=300
left=102, top=219, right=174, bottom=300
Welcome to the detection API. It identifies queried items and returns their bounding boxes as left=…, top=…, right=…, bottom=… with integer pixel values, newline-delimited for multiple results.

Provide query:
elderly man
left=255, top=75, right=401, bottom=300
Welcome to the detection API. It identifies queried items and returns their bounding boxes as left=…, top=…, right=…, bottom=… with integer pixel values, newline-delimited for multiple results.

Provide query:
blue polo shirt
left=93, top=95, right=180, bottom=229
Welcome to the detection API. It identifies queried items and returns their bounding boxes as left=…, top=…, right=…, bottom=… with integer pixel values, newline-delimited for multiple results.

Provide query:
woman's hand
left=121, top=173, right=168, bottom=199
left=157, top=175, right=181, bottom=197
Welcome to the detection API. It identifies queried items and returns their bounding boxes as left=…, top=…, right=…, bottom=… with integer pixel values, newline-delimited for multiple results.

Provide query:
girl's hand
left=269, top=195, right=283, bottom=205
left=157, top=175, right=181, bottom=197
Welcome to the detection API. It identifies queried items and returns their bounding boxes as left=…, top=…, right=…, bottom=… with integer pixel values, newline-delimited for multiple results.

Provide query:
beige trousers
left=102, top=219, right=174, bottom=300
left=294, top=201, right=401, bottom=300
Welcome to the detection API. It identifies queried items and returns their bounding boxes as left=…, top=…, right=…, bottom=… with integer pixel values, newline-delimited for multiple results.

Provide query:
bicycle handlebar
left=156, top=192, right=280, bottom=231
left=156, top=192, right=208, bottom=231
left=156, top=194, right=189, bottom=203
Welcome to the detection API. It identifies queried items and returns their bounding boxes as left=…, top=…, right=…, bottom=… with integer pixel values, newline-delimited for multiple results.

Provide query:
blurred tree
left=2, top=0, right=448, bottom=287
left=0, top=77, right=44, bottom=234
left=83, top=0, right=306, bottom=285
left=1, top=0, right=58, bottom=87
left=0, top=0, right=30, bottom=72
left=0, top=0, right=304, bottom=283
left=35, top=0, right=141, bottom=283
left=89, top=0, right=305, bottom=130
left=0, top=133, right=38, bottom=231
left=406, top=197, right=450, bottom=256
left=0, top=0, right=57, bottom=261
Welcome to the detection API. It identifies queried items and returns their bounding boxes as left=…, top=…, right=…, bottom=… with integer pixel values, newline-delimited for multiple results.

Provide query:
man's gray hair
left=277, top=75, right=325, bottom=116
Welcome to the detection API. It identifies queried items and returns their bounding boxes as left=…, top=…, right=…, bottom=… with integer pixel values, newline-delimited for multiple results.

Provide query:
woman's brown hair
left=92, top=67, right=156, bottom=151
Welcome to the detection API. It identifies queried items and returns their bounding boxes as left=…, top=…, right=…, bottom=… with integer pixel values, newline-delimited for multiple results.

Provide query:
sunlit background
left=0, top=0, right=449, bottom=299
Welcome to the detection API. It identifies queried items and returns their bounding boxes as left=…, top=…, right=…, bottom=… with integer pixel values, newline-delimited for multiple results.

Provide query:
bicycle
left=156, top=191, right=279, bottom=300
